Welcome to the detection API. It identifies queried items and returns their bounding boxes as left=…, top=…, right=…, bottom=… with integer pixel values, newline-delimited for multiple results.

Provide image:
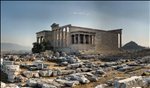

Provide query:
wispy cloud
left=73, top=12, right=90, bottom=15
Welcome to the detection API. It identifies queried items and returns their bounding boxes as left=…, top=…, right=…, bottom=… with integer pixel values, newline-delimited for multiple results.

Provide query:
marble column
left=55, top=30, right=57, bottom=47
left=59, top=28, right=62, bottom=47
left=78, top=34, right=80, bottom=44
left=88, top=35, right=90, bottom=44
left=56, top=29, right=58, bottom=47
left=61, top=28, right=64, bottom=47
left=68, top=27, right=71, bottom=46
left=120, top=33, right=122, bottom=48
left=65, top=27, right=67, bottom=47
left=58, top=29, right=61, bottom=47
left=74, top=34, right=76, bottom=44
left=83, top=35, right=86, bottom=44
left=93, top=35, right=95, bottom=44
left=92, top=35, right=94, bottom=44
left=89, top=35, right=91, bottom=44
left=40, top=37, right=43, bottom=43
left=53, top=30, right=55, bottom=47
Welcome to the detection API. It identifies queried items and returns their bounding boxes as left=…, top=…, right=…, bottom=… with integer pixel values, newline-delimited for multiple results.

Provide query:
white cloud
left=73, top=12, right=90, bottom=15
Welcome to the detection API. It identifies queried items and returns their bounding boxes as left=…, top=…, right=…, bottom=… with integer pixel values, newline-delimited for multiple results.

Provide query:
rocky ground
left=1, top=49, right=150, bottom=88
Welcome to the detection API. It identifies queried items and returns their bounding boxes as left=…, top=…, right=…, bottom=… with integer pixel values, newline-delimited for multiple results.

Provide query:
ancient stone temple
left=36, top=23, right=122, bottom=54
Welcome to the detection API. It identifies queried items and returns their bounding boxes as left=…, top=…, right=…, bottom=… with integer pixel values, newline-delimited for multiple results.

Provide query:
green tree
left=32, top=40, right=53, bottom=53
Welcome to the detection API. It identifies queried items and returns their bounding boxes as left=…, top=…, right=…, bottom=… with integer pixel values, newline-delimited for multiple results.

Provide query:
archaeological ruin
left=36, top=23, right=122, bottom=54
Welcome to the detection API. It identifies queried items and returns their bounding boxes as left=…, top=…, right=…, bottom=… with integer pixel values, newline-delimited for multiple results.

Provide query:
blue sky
left=1, top=1, right=150, bottom=47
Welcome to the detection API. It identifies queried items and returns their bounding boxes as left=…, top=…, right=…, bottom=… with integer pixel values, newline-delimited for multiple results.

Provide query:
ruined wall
left=46, top=31, right=53, bottom=46
left=36, top=31, right=53, bottom=46
left=69, top=26, right=119, bottom=53
left=95, top=31, right=118, bottom=51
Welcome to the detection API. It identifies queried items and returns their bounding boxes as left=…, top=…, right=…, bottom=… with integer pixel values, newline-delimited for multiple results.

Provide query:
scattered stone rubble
left=114, top=76, right=145, bottom=88
left=1, top=61, right=20, bottom=82
left=1, top=50, right=150, bottom=88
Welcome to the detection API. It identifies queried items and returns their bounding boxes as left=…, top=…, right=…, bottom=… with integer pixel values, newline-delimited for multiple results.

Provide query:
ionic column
left=78, top=34, right=80, bottom=44
left=58, top=29, right=61, bottom=47
left=88, top=35, right=90, bottom=44
left=53, top=30, right=55, bottom=47
left=63, top=28, right=65, bottom=46
left=40, top=37, right=43, bottom=43
left=56, top=29, right=58, bottom=47
left=71, top=35, right=73, bottom=44
left=92, top=35, right=94, bottom=44
left=65, top=27, right=67, bottom=47
left=61, top=28, right=64, bottom=47
left=90, top=35, right=92, bottom=44
left=89, top=35, right=91, bottom=44
left=74, top=34, right=76, bottom=44
left=93, top=35, right=95, bottom=44
left=59, top=29, right=62, bottom=47
left=55, top=30, right=57, bottom=47
left=57, top=29, right=59, bottom=47
left=83, top=35, right=86, bottom=44
left=68, top=27, right=71, bottom=46
left=120, top=33, right=122, bottom=48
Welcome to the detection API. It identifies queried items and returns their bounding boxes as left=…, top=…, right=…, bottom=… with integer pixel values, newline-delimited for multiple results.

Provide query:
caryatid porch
left=70, top=31, right=96, bottom=45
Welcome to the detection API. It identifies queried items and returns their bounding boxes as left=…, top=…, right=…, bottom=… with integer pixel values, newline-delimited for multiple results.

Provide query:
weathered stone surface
left=6, top=84, right=19, bottom=88
left=29, top=67, right=37, bottom=71
left=78, top=76, right=90, bottom=84
left=69, top=63, right=81, bottom=68
left=61, top=52, right=67, bottom=57
left=57, top=69, right=62, bottom=76
left=55, top=52, right=60, bottom=58
left=39, top=71, right=47, bottom=77
left=1, top=82, right=6, bottom=88
left=15, top=75, right=26, bottom=82
left=96, top=70, right=106, bottom=75
left=14, top=62, right=20, bottom=65
left=76, top=68, right=82, bottom=73
left=65, top=81, right=80, bottom=87
left=114, top=76, right=144, bottom=88
left=47, top=70, right=53, bottom=76
left=81, top=68, right=90, bottom=72
left=33, top=73, right=40, bottom=78
left=55, top=79, right=67, bottom=83
left=105, top=79, right=115, bottom=86
left=8, top=74, right=16, bottom=82
left=37, top=81, right=44, bottom=87
left=5, top=65, right=20, bottom=72
left=87, top=77, right=99, bottom=82
left=27, top=79, right=37, bottom=87
left=42, top=84, right=57, bottom=88
left=70, top=75, right=90, bottom=84
left=144, top=77, right=150, bottom=86
left=52, top=71, right=57, bottom=76
left=23, top=71, right=33, bottom=78
left=95, top=84, right=107, bottom=88
left=62, top=70, right=70, bottom=75
left=61, top=62, right=68, bottom=66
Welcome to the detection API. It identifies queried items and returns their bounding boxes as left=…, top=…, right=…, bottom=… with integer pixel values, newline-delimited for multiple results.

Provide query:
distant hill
left=121, top=41, right=145, bottom=50
left=1, top=42, right=32, bottom=51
